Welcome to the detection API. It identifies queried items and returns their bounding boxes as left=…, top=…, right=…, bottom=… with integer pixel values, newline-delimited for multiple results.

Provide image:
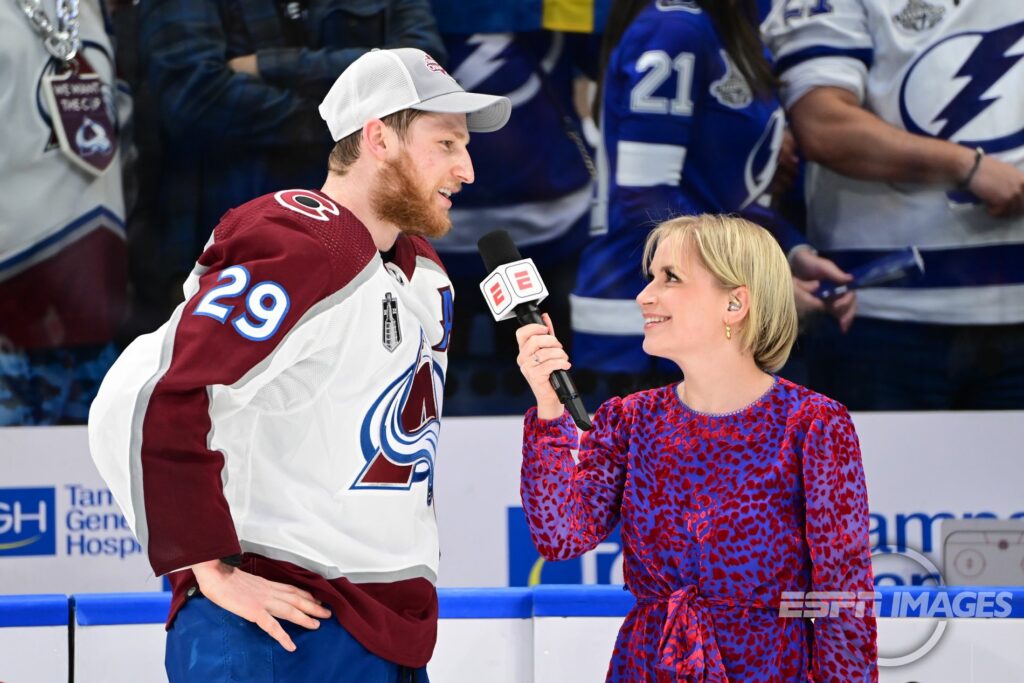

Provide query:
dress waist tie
left=636, top=585, right=773, bottom=683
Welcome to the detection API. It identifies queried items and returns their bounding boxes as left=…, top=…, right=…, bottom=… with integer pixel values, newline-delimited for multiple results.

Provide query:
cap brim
left=412, top=92, right=512, bottom=133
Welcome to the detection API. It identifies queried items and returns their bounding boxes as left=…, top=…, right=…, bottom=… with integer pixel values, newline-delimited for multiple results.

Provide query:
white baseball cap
left=319, top=48, right=512, bottom=141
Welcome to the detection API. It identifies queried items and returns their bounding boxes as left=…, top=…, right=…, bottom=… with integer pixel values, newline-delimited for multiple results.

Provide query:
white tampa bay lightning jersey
left=88, top=190, right=453, bottom=583
left=765, top=0, right=1024, bottom=324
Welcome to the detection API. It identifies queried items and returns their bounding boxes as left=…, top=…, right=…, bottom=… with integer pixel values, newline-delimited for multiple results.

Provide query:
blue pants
left=166, top=596, right=429, bottom=683
left=804, top=317, right=1024, bottom=410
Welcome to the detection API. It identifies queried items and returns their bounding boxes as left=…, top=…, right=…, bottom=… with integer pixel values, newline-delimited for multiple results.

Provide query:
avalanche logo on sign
left=0, top=488, right=56, bottom=557
left=351, top=331, right=443, bottom=504
left=899, top=21, right=1024, bottom=152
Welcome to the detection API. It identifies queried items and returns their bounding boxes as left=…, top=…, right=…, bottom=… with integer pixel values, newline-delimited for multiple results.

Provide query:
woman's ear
left=725, top=286, right=750, bottom=324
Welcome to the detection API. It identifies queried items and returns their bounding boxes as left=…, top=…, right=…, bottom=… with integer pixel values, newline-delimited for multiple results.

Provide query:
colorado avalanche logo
left=899, top=21, right=1024, bottom=153
left=75, top=117, right=112, bottom=156
left=351, top=331, right=443, bottom=504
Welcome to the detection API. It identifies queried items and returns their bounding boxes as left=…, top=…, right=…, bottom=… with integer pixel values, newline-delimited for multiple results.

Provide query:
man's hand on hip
left=191, top=559, right=331, bottom=652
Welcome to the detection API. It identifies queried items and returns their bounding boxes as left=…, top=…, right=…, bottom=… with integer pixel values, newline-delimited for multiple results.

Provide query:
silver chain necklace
left=14, top=0, right=81, bottom=62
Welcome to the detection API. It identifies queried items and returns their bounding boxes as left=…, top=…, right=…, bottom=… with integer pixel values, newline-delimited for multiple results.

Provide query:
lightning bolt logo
left=932, top=21, right=1024, bottom=141
left=450, top=33, right=564, bottom=108
left=452, top=34, right=513, bottom=92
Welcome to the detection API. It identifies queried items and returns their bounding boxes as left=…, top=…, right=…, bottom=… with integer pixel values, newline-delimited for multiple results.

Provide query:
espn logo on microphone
left=480, top=258, right=548, bottom=321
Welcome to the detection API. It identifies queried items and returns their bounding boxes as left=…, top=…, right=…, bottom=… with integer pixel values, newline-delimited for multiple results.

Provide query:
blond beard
left=369, top=151, right=453, bottom=239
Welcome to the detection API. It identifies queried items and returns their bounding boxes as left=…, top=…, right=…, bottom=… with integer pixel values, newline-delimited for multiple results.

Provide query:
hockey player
left=765, top=0, right=1024, bottom=409
left=88, top=48, right=509, bottom=681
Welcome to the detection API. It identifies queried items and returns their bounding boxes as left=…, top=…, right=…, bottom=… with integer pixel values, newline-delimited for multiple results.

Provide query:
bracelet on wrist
left=957, top=146, right=984, bottom=190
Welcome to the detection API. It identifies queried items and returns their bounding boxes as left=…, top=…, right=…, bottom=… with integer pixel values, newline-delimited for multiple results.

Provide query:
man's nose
left=454, top=149, right=474, bottom=185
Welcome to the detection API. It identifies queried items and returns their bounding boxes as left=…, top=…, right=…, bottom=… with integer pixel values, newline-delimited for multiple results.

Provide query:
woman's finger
left=514, top=322, right=552, bottom=347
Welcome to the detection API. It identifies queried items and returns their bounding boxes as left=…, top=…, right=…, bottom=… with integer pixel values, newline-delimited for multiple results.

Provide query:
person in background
left=426, top=11, right=601, bottom=413
left=0, top=0, right=129, bottom=425
left=89, top=48, right=510, bottom=682
left=765, top=0, right=1024, bottom=409
left=128, top=0, right=446, bottom=331
left=570, top=0, right=855, bottom=396
left=517, top=214, right=877, bottom=681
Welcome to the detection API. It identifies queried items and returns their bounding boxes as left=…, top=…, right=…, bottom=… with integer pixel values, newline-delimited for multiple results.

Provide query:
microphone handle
left=515, top=304, right=593, bottom=431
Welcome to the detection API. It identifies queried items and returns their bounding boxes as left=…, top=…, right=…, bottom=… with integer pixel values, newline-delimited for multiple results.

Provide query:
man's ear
left=361, top=119, right=392, bottom=161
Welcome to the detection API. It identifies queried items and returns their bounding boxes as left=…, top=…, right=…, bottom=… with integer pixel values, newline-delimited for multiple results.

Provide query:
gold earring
left=725, top=324, right=732, bottom=340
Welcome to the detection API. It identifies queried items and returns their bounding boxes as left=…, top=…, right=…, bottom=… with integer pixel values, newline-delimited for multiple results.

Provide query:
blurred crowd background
left=3, top=0, right=1022, bottom=425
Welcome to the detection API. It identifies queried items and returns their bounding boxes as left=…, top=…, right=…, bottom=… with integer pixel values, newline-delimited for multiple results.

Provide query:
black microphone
left=477, top=230, right=593, bottom=431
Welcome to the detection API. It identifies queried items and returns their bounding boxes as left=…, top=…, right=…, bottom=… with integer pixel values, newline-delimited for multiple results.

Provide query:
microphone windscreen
left=477, top=230, right=523, bottom=274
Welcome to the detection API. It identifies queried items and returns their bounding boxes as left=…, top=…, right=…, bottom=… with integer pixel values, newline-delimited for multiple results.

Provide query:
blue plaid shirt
left=137, top=0, right=445, bottom=295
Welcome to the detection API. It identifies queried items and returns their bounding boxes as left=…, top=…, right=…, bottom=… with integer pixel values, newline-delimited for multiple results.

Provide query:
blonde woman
left=517, top=215, right=877, bottom=682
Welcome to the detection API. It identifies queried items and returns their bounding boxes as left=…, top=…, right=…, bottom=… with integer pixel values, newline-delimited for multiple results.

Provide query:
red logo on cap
left=423, top=54, right=448, bottom=76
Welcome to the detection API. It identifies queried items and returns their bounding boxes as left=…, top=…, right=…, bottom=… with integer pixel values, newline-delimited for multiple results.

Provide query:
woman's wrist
left=536, top=401, right=565, bottom=421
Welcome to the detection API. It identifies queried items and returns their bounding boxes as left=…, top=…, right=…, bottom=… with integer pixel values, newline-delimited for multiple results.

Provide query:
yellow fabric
left=541, top=0, right=594, bottom=33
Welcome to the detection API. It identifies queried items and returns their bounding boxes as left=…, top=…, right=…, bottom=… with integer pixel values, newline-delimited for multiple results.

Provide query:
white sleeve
left=762, top=0, right=874, bottom=107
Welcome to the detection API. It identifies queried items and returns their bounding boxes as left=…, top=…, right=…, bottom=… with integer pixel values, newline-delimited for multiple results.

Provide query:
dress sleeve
left=520, top=397, right=629, bottom=561
left=802, top=401, right=878, bottom=682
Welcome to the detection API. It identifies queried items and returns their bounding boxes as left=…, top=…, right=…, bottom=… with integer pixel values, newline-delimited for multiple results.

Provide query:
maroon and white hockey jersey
left=88, top=189, right=454, bottom=665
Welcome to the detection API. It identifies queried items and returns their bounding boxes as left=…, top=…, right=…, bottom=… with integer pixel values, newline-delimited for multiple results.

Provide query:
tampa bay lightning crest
left=899, top=21, right=1024, bottom=153
left=351, top=331, right=443, bottom=504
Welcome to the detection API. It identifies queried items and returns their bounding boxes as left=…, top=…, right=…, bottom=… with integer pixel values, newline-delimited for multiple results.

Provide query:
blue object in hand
left=816, top=247, right=925, bottom=300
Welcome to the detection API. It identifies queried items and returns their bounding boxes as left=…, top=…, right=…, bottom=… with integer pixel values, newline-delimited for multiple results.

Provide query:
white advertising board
left=2, top=411, right=1023, bottom=593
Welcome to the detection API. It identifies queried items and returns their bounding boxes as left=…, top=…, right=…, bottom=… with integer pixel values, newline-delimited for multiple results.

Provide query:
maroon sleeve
left=139, top=198, right=372, bottom=575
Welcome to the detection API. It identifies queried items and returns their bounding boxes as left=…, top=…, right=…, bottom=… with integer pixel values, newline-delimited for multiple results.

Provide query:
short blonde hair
left=642, top=214, right=797, bottom=372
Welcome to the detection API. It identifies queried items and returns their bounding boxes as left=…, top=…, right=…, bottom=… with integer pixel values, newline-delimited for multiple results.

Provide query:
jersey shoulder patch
left=212, top=191, right=379, bottom=294
left=273, top=189, right=341, bottom=222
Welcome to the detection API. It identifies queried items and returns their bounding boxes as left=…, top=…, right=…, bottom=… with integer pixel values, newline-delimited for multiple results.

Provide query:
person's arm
left=140, top=0, right=327, bottom=147
left=789, top=87, right=1024, bottom=217
left=802, top=401, right=878, bottom=682
left=516, top=317, right=628, bottom=561
left=135, top=207, right=353, bottom=647
left=764, top=0, right=1024, bottom=217
left=257, top=0, right=447, bottom=93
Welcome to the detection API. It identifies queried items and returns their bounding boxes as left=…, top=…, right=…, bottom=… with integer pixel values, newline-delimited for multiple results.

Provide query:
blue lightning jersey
left=765, top=0, right=1024, bottom=325
left=571, top=0, right=785, bottom=372
left=430, top=31, right=597, bottom=275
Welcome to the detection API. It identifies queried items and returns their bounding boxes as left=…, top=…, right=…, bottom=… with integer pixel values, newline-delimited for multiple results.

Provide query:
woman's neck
left=675, top=358, right=775, bottom=415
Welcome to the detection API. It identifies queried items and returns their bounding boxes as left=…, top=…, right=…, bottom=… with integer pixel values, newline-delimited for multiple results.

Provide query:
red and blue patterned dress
left=521, top=376, right=877, bottom=682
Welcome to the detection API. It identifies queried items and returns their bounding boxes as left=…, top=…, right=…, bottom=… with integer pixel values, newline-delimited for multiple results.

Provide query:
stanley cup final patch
left=382, top=293, right=402, bottom=352
left=892, top=0, right=944, bottom=32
